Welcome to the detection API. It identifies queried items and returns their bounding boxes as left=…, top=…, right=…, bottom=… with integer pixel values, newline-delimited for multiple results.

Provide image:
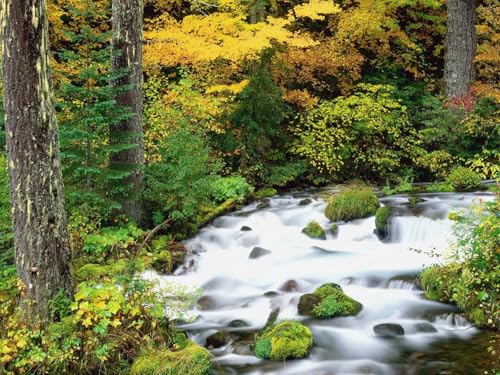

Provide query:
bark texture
left=444, top=0, right=477, bottom=100
left=111, top=0, right=145, bottom=224
left=1, top=0, right=73, bottom=321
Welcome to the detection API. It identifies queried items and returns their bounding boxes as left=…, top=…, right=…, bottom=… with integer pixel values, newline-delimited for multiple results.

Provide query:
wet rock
left=298, top=198, right=312, bottom=206
left=228, top=319, right=249, bottom=328
left=408, top=196, right=424, bottom=208
left=206, top=331, right=235, bottom=348
left=415, top=322, right=438, bottom=333
left=298, top=293, right=321, bottom=315
left=197, top=296, right=216, bottom=311
left=264, top=291, right=279, bottom=298
left=279, top=279, right=299, bottom=292
left=240, top=225, right=252, bottom=231
left=249, top=246, right=272, bottom=259
left=256, top=200, right=271, bottom=209
left=329, top=223, right=338, bottom=236
left=232, top=342, right=253, bottom=356
left=373, top=323, right=405, bottom=337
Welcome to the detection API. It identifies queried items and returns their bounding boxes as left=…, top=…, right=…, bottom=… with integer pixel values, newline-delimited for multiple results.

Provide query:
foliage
left=56, top=3, right=135, bottom=216
left=301, top=221, right=326, bottom=239
left=425, top=181, right=454, bottom=193
left=254, top=321, right=313, bottom=360
left=0, top=155, right=12, bottom=262
left=420, top=198, right=500, bottom=328
left=144, top=125, right=220, bottom=224
left=253, top=187, right=278, bottom=200
left=0, top=272, right=201, bottom=374
left=211, top=176, right=254, bottom=203
left=324, top=188, right=379, bottom=222
left=293, top=84, right=420, bottom=181
left=381, top=177, right=413, bottom=196
left=446, top=167, right=482, bottom=191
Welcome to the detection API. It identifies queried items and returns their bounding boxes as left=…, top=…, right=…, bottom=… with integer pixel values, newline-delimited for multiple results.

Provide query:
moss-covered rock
left=329, top=223, right=338, bottom=235
left=298, top=283, right=362, bottom=319
left=75, top=259, right=129, bottom=281
left=254, top=321, right=313, bottom=361
left=254, top=188, right=278, bottom=200
left=375, top=206, right=392, bottom=239
left=130, top=342, right=212, bottom=375
left=301, top=221, right=326, bottom=240
left=324, top=189, right=379, bottom=222
left=419, top=264, right=461, bottom=302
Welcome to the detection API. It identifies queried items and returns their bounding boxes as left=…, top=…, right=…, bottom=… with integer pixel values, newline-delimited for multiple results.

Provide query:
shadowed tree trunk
left=1, top=0, right=73, bottom=322
left=444, top=0, right=477, bottom=100
left=110, top=0, right=145, bottom=224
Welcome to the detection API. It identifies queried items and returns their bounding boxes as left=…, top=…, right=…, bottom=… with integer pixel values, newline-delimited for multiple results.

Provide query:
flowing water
left=146, top=190, right=498, bottom=375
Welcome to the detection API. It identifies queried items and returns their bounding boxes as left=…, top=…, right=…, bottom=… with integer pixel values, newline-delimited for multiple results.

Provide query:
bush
left=419, top=199, right=500, bottom=328
left=210, top=176, right=254, bottom=203
left=130, top=342, right=212, bottom=375
left=254, top=321, right=313, bottom=361
left=301, top=221, right=326, bottom=239
left=324, top=188, right=379, bottom=222
left=298, top=284, right=362, bottom=319
left=144, top=125, right=220, bottom=224
left=425, top=181, right=454, bottom=193
left=293, top=84, right=419, bottom=181
left=446, top=167, right=482, bottom=191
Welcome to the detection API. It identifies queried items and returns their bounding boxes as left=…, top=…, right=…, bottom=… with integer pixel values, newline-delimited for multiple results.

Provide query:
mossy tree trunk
left=110, top=0, right=145, bottom=224
left=444, top=0, right=477, bottom=100
left=1, top=0, right=73, bottom=322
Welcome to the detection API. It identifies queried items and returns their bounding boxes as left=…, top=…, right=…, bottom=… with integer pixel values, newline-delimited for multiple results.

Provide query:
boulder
left=302, top=221, right=326, bottom=240
left=373, top=323, right=405, bottom=337
left=249, top=246, right=272, bottom=259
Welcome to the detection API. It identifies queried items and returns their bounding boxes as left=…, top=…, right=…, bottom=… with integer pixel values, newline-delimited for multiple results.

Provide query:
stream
left=146, top=190, right=497, bottom=375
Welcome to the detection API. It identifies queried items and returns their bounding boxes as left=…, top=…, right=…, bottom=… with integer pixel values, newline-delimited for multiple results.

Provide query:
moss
left=198, top=198, right=238, bottom=226
left=130, top=342, right=212, bottom=375
left=301, top=221, right=326, bottom=239
left=75, top=259, right=128, bottom=281
left=375, top=206, right=392, bottom=237
left=324, top=189, right=379, bottom=222
left=420, top=264, right=461, bottom=302
left=330, top=223, right=338, bottom=235
left=254, top=188, right=278, bottom=200
left=469, top=308, right=488, bottom=328
left=254, top=321, right=313, bottom=361
left=298, top=283, right=362, bottom=319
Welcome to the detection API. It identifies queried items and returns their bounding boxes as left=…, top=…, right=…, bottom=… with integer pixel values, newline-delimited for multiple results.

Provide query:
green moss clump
left=254, top=188, right=278, bottom=200
left=375, top=206, right=392, bottom=237
left=75, top=259, right=128, bottom=281
left=254, top=321, right=313, bottom=361
left=419, top=265, right=460, bottom=302
left=298, top=284, right=362, bottom=319
left=446, top=167, right=481, bottom=191
left=301, top=221, right=326, bottom=239
left=130, top=342, right=212, bottom=375
left=324, top=189, right=379, bottom=222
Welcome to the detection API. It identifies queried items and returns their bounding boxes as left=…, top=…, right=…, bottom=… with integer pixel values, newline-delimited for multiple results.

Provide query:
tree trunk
left=1, top=0, right=73, bottom=322
left=110, top=0, right=145, bottom=224
left=444, top=0, right=477, bottom=100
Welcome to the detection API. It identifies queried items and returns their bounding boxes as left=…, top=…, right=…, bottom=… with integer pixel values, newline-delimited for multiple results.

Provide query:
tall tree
left=1, top=0, right=73, bottom=321
left=444, top=0, right=477, bottom=100
left=110, top=0, right=145, bottom=224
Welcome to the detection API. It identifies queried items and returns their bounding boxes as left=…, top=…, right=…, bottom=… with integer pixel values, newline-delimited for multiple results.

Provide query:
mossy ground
left=130, top=342, right=212, bottom=375
left=254, top=321, right=313, bottom=361
left=324, top=189, right=379, bottom=222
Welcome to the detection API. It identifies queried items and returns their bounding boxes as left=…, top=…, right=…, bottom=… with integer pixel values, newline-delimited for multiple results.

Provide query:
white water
left=145, top=191, right=493, bottom=375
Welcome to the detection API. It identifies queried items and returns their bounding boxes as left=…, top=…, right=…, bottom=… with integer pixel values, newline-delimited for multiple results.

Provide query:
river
left=146, top=190, right=498, bottom=375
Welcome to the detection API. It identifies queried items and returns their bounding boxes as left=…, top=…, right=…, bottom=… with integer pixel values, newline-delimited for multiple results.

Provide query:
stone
left=249, top=246, right=272, bottom=259
left=373, top=323, right=405, bottom=337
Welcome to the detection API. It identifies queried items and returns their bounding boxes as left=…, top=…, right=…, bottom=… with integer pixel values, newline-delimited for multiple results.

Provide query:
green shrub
left=420, top=199, right=500, bottom=329
left=446, top=167, right=482, bottom=191
left=375, top=206, right=392, bottom=237
left=301, top=221, right=326, bottom=239
left=324, top=189, right=379, bottom=222
left=254, top=321, right=313, bottom=361
left=130, top=342, right=212, bottom=375
left=293, top=84, right=419, bottom=181
left=425, top=181, right=454, bottom=193
left=211, top=175, right=254, bottom=203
